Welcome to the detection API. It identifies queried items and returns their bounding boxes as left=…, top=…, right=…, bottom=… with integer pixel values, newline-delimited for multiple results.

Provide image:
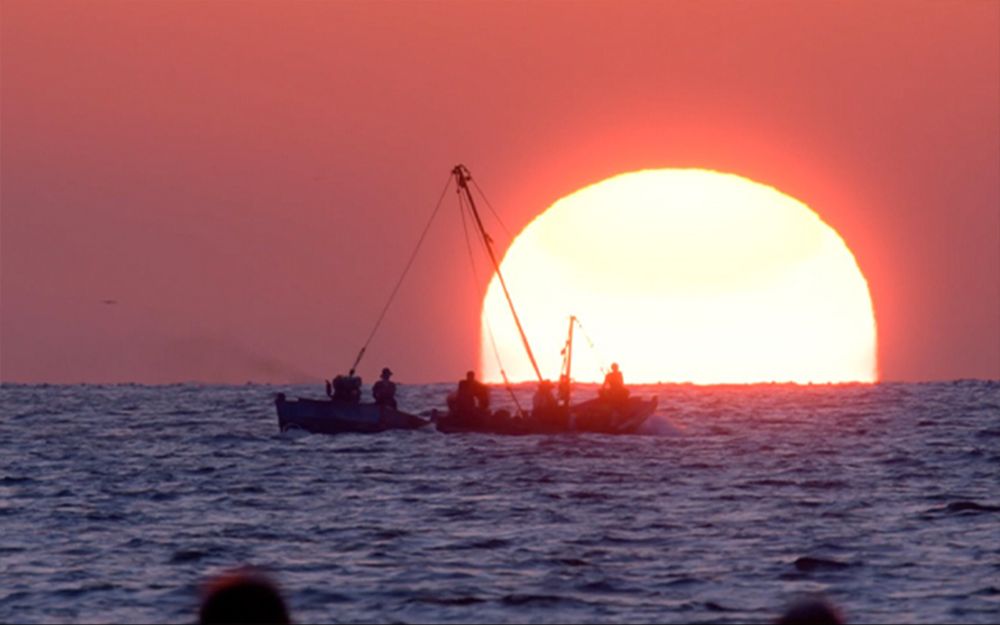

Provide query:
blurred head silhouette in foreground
left=775, top=599, right=843, bottom=625
left=199, top=569, right=290, bottom=624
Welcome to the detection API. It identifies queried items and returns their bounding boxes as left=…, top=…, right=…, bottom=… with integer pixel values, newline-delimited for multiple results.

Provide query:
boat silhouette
left=432, top=166, right=658, bottom=435
left=275, top=393, right=427, bottom=434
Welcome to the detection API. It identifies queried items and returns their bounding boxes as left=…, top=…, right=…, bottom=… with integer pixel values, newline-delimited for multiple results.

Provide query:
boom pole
left=453, top=164, right=543, bottom=383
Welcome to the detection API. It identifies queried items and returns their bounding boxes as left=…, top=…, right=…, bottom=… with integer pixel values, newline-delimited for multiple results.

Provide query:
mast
left=453, top=164, right=543, bottom=383
left=561, top=315, right=575, bottom=408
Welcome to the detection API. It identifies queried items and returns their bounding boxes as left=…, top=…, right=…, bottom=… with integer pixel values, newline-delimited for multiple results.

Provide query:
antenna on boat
left=453, top=164, right=543, bottom=383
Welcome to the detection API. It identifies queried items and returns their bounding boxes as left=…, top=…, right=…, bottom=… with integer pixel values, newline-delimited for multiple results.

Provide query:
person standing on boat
left=600, top=362, right=630, bottom=404
left=372, top=367, right=398, bottom=409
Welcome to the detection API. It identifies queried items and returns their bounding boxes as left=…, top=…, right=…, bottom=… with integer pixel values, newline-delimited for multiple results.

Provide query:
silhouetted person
left=775, top=599, right=843, bottom=625
left=372, top=367, right=397, bottom=409
left=557, top=374, right=571, bottom=406
left=532, top=379, right=558, bottom=415
left=331, top=374, right=349, bottom=401
left=332, top=369, right=362, bottom=403
left=600, top=362, right=629, bottom=404
left=451, top=370, right=489, bottom=413
left=199, top=569, right=290, bottom=624
left=532, top=378, right=566, bottom=428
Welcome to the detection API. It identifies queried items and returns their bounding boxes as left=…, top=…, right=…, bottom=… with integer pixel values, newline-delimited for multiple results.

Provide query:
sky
left=2, top=0, right=998, bottom=384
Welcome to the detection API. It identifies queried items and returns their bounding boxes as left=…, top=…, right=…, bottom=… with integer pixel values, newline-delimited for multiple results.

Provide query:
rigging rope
left=457, top=190, right=527, bottom=417
left=349, top=174, right=453, bottom=373
left=574, top=316, right=609, bottom=376
left=469, top=177, right=514, bottom=240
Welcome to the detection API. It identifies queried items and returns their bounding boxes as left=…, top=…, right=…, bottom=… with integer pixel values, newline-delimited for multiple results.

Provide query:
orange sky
left=2, top=0, right=998, bottom=384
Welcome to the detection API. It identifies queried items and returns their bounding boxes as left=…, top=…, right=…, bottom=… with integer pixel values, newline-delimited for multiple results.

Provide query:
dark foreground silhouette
left=775, top=599, right=844, bottom=625
left=199, top=569, right=290, bottom=625
left=197, top=569, right=844, bottom=624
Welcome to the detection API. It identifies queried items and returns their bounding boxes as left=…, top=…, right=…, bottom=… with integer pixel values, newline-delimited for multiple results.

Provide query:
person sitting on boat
left=532, top=379, right=566, bottom=427
left=533, top=379, right=558, bottom=416
left=332, top=369, right=363, bottom=403
left=599, top=362, right=630, bottom=404
left=451, top=370, right=489, bottom=414
left=372, top=367, right=398, bottom=409
left=331, top=374, right=350, bottom=401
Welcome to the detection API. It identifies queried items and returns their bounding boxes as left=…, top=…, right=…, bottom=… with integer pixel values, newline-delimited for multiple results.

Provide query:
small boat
left=275, top=393, right=427, bottom=435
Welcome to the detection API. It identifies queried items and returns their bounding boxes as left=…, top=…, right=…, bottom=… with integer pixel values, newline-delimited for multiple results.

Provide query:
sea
left=1, top=381, right=998, bottom=624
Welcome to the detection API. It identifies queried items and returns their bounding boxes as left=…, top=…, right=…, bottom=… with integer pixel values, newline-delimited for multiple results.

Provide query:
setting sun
left=481, top=169, right=878, bottom=384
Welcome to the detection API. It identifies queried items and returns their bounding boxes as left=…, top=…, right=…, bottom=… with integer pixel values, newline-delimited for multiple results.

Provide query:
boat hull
left=568, top=396, right=659, bottom=434
left=434, top=396, right=658, bottom=435
left=275, top=393, right=428, bottom=435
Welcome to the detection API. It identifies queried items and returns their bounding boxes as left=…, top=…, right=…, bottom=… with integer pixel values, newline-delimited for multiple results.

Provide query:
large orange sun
left=480, top=169, right=877, bottom=384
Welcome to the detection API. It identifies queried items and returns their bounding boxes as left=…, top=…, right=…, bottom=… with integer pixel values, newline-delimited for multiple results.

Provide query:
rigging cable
left=469, top=177, right=514, bottom=240
left=349, top=174, right=453, bottom=373
left=457, top=190, right=527, bottom=417
left=573, top=316, right=609, bottom=376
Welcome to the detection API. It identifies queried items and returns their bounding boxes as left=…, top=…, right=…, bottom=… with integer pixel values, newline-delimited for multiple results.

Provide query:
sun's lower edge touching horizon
left=480, top=169, right=878, bottom=385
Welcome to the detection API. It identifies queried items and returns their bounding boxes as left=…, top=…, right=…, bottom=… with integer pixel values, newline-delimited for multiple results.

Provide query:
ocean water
left=0, top=381, right=998, bottom=624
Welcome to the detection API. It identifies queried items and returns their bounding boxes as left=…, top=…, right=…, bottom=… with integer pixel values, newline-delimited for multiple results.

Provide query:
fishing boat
left=434, top=166, right=658, bottom=435
left=434, top=395, right=658, bottom=436
left=275, top=393, right=427, bottom=434
left=432, top=318, right=658, bottom=435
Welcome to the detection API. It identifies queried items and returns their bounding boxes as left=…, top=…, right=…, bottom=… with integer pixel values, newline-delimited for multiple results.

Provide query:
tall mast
left=453, top=164, right=543, bottom=383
